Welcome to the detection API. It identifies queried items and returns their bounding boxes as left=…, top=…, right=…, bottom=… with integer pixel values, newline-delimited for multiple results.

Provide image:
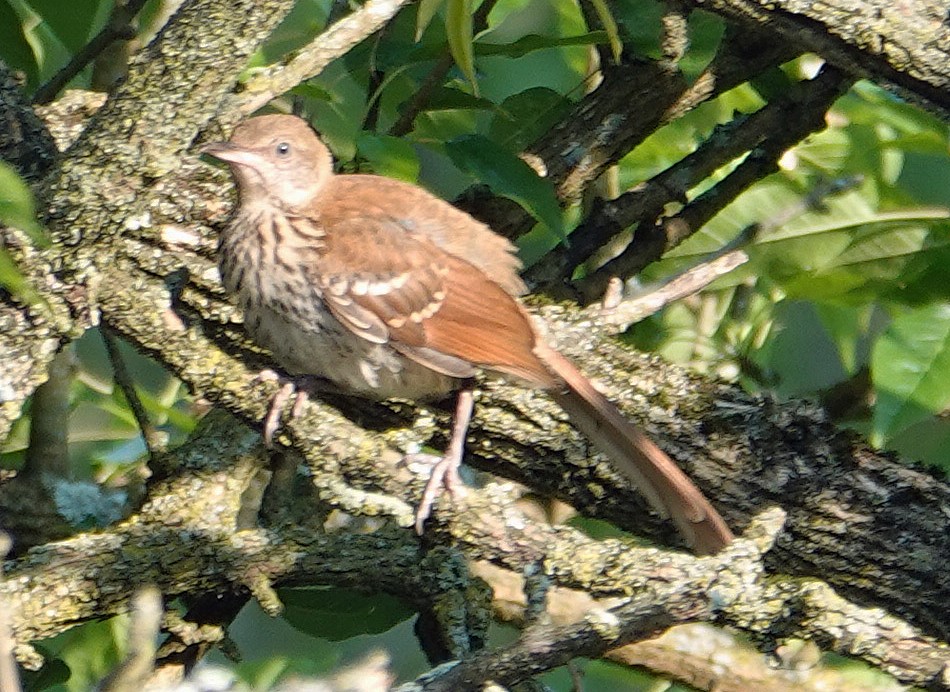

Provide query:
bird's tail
left=538, top=345, right=733, bottom=554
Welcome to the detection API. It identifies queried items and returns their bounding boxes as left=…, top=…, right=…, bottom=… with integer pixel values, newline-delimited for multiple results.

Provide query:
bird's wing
left=306, top=214, right=553, bottom=386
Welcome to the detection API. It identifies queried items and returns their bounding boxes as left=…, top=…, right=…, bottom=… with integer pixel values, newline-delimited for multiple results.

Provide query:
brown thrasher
left=202, top=114, right=732, bottom=554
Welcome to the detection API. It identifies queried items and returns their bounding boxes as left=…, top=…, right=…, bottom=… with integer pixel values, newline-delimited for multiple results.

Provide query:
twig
left=97, top=586, right=162, bottom=692
left=585, top=173, right=864, bottom=331
left=388, top=54, right=454, bottom=137
left=361, top=34, right=387, bottom=133
left=387, top=0, right=498, bottom=137
left=415, top=600, right=694, bottom=691
left=102, top=327, right=162, bottom=457
left=577, top=0, right=616, bottom=68
left=595, top=250, right=749, bottom=330
left=32, top=0, right=151, bottom=105
left=238, top=0, right=413, bottom=115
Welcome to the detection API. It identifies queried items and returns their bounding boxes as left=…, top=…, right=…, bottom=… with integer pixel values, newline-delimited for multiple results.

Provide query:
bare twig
left=587, top=174, right=863, bottom=330
left=97, top=586, right=162, bottom=692
left=102, top=327, right=162, bottom=457
left=595, top=251, right=749, bottom=330
left=238, top=0, right=413, bottom=115
left=388, top=54, right=454, bottom=137
left=32, top=0, right=151, bottom=105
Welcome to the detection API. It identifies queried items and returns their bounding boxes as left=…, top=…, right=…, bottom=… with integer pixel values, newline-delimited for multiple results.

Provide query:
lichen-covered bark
left=2, top=0, right=950, bottom=687
left=685, top=0, right=950, bottom=111
left=40, top=0, right=296, bottom=246
left=0, top=0, right=294, bottom=440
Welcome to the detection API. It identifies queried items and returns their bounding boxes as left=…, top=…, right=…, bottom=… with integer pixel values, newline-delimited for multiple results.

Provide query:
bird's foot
left=409, top=386, right=475, bottom=534
left=251, top=370, right=317, bottom=446
left=408, top=451, right=467, bottom=534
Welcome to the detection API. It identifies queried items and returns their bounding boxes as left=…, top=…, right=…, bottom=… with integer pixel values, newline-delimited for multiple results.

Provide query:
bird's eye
left=275, top=142, right=291, bottom=156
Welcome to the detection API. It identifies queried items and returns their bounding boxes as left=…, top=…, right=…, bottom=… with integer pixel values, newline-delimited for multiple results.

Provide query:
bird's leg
left=413, top=385, right=475, bottom=534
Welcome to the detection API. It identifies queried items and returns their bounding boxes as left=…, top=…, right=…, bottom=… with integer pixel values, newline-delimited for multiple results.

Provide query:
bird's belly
left=242, top=303, right=458, bottom=401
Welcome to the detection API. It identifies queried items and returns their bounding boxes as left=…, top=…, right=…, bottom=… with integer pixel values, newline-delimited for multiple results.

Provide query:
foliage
left=1, top=0, right=947, bottom=689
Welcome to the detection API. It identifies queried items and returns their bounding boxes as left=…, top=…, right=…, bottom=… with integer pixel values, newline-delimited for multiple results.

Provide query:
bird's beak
left=200, top=142, right=262, bottom=169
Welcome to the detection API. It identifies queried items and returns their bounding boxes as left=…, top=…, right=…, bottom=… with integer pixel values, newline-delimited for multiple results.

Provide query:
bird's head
left=202, top=114, right=333, bottom=211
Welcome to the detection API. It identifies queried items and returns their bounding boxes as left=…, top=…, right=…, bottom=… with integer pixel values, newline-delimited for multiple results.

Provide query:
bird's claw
left=252, top=371, right=314, bottom=446
left=408, top=452, right=466, bottom=534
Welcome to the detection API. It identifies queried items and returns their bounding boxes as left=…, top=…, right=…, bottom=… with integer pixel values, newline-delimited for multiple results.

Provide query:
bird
left=201, top=113, right=733, bottom=554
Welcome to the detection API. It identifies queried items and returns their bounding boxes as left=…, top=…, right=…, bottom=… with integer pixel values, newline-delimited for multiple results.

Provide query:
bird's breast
left=218, top=211, right=458, bottom=401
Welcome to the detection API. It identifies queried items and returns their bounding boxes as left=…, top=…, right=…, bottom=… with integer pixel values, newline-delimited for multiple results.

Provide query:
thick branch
left=458, top=30, right=798, bottom=241
left=684, top=0, right=950, bottom=114
left=574, top=65, right=854, bottom=302
left=75, top=193, right=950, bottom=652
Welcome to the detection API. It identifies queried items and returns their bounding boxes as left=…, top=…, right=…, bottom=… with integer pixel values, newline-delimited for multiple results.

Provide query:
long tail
left=538, top=346, right=733, bottom=555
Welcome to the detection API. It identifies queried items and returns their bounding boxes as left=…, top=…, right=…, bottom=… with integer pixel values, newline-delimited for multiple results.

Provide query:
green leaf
left=289, top=83, right=335, bottom=103
left=18, top=654, right=70, bottom=689
left=259, top=0, right=331, bottom=64
left=278, top=587, right=414, bottom=641
left=488, top=87, right=572, bottom=150
left=870, top=303, right=950, bottom=446
left=236, top=655, right=334, bottom=689
left=0, top=248, right=44, bottom=305
left=27, top=0, right=104, bottom=51
left=445, top=0, right=477, bottom=94
left=0, top=0, right=39, bottom=84
left=356, top=132, right=421, bottom=182
left=445, top=134, right=565, bottom=241
left=415, top=0, right=446, bottom=41
left=0, top=161, right=48, bottom=304
left=680, top=10, right=725, bottom=79
left=424, top=85, right=497, bottom=111
left=6, top=0, right=73, bottom=86
left=476, top=31, right=607, bottom=58
left=0, top=159, right=48, bottom=245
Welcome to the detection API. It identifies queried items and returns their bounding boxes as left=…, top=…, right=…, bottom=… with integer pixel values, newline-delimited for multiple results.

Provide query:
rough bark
left=2, top=0, right=950, bottom=689
left=683, top=0, right=950, bottom=113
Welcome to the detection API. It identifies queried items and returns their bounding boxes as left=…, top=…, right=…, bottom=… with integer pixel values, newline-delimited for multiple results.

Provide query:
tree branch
left=237, top=0, right=414, bottom=116
left=683, top=0, right=950, bottom=114
left=457, top=30, right=798, bottom=242
left=3, top=1, right=950, bottom=687
left=529, top=65, right=852, bottom=297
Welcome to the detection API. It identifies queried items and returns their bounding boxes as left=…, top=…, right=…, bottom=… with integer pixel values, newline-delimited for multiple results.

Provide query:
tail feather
left=538, top=346, right=733, bottom=555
